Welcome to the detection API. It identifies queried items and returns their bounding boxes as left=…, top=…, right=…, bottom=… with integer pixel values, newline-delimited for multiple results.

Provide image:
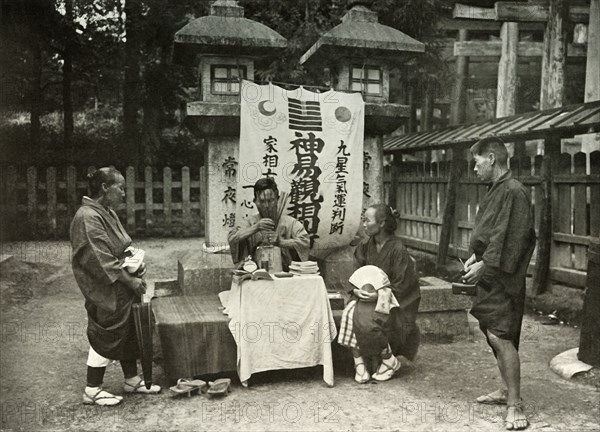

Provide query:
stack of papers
left=121, top=247, right=145, bottom=274
left=289, top=261, right=320, bottom=275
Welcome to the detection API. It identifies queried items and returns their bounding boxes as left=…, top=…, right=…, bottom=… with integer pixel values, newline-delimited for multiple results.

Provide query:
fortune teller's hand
left=462, top=260, right=486, bottom=285
left=256, top=218, right=275, bottom=232
left=259, top=227, right=281, bottom=246
left=270, top=233, right=281, bottom=247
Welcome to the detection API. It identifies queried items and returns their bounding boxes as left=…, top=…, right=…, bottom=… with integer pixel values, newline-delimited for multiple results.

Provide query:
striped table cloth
left=152, top=295, right=237, bottom=381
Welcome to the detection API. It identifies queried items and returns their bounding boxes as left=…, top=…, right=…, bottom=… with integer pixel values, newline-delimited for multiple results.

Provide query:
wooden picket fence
left=0, top=166, right=206, bottom=240
left=384, top=151, right=600, bottom=288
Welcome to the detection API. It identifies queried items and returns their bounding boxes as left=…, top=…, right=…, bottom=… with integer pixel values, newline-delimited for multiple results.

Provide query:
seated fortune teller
left=228, top=178, right=310, bottom=271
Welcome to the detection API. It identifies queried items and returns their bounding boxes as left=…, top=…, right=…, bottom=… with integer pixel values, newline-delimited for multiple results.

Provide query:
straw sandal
left=207, top=378, right=231, bottom=397
left=505, top=401, right=529, bottom=430
left=354, top=362, right=370, bottom=384
left=82, top=388, right=123, bottom=406
left=170, top=378, right=207, bottom=397
left=372, top=356, right=401, bottom=382
left=123, top=375, right=161, bottom=394
left=476, top=389, right=508, bottom=405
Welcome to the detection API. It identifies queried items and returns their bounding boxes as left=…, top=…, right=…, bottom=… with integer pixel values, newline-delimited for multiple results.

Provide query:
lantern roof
left=173, top=0, right=286, bottom=63
left=300, top=2, right=424, bottom=66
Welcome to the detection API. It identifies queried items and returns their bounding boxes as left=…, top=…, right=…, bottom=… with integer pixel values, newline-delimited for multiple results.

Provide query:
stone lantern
left=300, top=0, right=424, bottom=210
left=173, top=0, right=287, bottom=247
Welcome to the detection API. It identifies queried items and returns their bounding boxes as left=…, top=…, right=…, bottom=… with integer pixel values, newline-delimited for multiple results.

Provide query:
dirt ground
left=1, top=239, right=598, bottom=432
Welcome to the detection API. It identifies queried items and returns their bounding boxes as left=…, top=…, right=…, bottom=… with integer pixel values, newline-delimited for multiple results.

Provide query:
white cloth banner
left=238, top=80, right=364, bottom=253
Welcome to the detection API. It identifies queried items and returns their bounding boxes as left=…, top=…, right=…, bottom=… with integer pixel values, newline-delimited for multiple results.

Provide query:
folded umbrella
left=133, top=300, right=153, bottom=390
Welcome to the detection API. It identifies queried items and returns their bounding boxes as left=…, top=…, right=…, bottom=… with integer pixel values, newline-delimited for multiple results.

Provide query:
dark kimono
left=469, top=171, right=536, bottom=349
left=70, top=197, right=139, bottom=360
left=352, top=236, right=421, bottom=359
left=228, top=214, right=310, bottom=270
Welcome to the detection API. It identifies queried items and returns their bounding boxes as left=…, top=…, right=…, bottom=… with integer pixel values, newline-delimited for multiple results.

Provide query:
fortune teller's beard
left=258, top=203, right=277, bottom=222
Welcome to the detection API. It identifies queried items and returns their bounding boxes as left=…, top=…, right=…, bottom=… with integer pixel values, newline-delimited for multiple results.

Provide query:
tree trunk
left=123, top=0, right=143, bottom=164
left=30, top=41, right=42, bottom=155
left=141, top=62, right=163, bottom=166
left=63, top=0, right=74, bottom=160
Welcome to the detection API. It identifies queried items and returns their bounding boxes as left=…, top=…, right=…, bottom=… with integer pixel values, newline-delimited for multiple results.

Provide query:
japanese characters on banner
left=237, top=80, right=365, bottom=255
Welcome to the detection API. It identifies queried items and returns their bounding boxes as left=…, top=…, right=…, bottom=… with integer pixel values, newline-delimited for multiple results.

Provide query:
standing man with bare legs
left=462, top=137, right=536, bottom=430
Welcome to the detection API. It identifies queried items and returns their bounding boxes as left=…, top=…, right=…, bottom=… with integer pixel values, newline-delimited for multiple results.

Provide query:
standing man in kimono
left=463, top=137, right=535, bottom=431
left=228, top=177, right=310, bottom=270
left=71, top=167, right=160, bottom=406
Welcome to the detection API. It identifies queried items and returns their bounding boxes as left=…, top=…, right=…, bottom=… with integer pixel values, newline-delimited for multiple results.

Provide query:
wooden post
left=440, top=105, right=449, bottom=128
left=408, top=86, right=417, bottom=133
left=144, top=166, right=153, bottom=235
left=199, top=166, right=206, bottom=236
left=578, top=237, right=600, bottom=367
left=496, top=22, right=519, bottom=119
left=540, top=0, right=568, bottom=110
left=585, top=0, right=600, bottom=104
left=581, top=0, right=600, bottom=156
left=410, top=163, right=418, bottom=237
left=532, top=137, right=560, bottom=294
left=531, top=153, right=553, bottom=295
left=182, top=166, right=191, bottom=236
left=514, top=140, right=526, bottom=159
left=451, top=29, right=469, bottom=125
left=431, top=161, right=439, bottom=243
left=437, top=146, right=465, bottom=266
left=422, top=82, right=434, bottom=131
left=423, top=161, right=432, bottom=241
left=454, top=158, right=469, bottom=254
left=572, top=152, right=587, bottom=270
left=163, top=167, right=172, bottom=236
left=533, top=155, right=544, bottom=232
left=590, top=151, right=600, bottom=238
left=27, top=167, right=37, bottom=238
left=388, top=158, right=400, bottom=212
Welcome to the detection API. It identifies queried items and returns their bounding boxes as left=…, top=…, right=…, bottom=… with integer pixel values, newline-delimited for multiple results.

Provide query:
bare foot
left=505, top=404, right=528, bottom=430
left=476, top=388, right=507, bottom=405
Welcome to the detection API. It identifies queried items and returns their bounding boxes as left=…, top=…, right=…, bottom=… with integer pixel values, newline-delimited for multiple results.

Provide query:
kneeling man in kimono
left=462, top=137, right=536, bottom=431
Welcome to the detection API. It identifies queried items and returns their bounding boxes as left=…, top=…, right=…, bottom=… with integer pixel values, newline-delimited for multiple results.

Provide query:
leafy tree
left=1, top=0, right=64, bottom=155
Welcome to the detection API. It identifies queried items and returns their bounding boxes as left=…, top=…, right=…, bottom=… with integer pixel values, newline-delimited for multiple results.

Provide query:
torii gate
left=451, top=0, right=599, bottom=156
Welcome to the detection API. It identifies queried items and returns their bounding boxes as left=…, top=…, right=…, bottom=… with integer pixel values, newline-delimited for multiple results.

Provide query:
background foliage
left=0, top=0, right=447, bottom=167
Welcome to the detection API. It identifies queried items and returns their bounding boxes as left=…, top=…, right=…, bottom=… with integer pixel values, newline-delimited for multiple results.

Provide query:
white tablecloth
left=218, top=274, right=337, bottom=386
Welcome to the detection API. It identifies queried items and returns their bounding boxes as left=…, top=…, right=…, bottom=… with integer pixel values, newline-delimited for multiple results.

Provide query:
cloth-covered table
left=218, top=274, right=337, bottom=386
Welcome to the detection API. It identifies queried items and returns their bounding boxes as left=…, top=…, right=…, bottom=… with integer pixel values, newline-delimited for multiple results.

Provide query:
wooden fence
left=0, top=166, right=206, bottom=240
left=384, top=150, right=600, bottom=288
